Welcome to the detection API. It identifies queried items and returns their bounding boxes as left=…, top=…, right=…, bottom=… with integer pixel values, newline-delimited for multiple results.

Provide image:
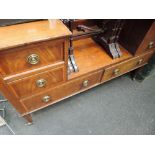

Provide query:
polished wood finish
left=120, top=20, right=155, bottom=55
left=0, top=75, right=27, bottom=114
left=136, top=21, right=155, bottom=55
left=102, top=51, right=154, bottom=82
left=0, top=20, right=70, bottom=123
left=0, top=20, right=154, bottom=123
left=21, top=70, right=103, bottom=113
left=0, top=38, right=65, bottom=77
left=7, top=65, right=65, bottom=98
left=69, top=38, right=133, bottom=79
left=0, top=20, right=71, bottom=51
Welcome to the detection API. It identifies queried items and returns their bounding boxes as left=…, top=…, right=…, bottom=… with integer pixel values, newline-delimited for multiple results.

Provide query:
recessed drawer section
left=0, top=38, right=66, bottom=76
left=8, top=65, right=66, bottom=98
left=21, top=70, right=103, bottom=112
left=102, top=51, right=154, bottom=82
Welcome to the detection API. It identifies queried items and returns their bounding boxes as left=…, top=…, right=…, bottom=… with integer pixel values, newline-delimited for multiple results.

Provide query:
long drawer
left=21, top=70, right=103, bottom=113
left=7, top=65, right=66, bottom=99
left=102, top=51, right=154, bottom=82
left=0, top=38, right=66, bottom=77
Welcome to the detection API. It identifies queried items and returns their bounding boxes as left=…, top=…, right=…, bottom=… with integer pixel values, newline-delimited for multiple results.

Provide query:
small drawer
left=21, top=70, right=103, bottom=112
left=102, top=51, right=154, bottom=82
left=0, top=38, right=66, bottom=76
left=8, top=65, right=66, bottom=98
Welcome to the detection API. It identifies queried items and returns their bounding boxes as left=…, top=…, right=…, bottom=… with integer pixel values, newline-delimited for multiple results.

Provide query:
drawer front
left=8, top=65, right=66, bottom=98
left=136, top=21, right=155, bottom=55
left=0, top=38, right=66, bottom=76
left=102, top=51, right=154, bottom=82
left=21, top=70, right=103, bottom=112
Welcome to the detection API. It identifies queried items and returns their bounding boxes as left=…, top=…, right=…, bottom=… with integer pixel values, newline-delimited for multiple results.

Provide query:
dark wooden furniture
left=120, top=19, right=155, bottom=55
left=0, top=19, right=154, bottom=124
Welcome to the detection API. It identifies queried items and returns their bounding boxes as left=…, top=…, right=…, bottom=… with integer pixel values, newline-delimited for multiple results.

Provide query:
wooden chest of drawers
left=0, top=19, right=154, bottom=124
left=0, top=20, right=71, bottom=123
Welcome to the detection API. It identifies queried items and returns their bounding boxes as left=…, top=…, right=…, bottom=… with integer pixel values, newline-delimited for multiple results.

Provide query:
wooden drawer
left=102, top=51, right=154, bottom=82
left=0, top=38, right=66, bottom=77
left=21, top=70, right=103, bottom=112
left=7, top=65, right=66, bottom=99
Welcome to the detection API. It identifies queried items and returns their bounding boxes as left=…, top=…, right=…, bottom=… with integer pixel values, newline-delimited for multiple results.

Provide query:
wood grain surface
left=69, top=38, right=133, bottom=79
left=0, top=19, right=71, bottom=51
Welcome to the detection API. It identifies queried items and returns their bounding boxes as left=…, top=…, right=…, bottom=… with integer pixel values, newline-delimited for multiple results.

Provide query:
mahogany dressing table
left=0, top=19, right=154, bottom=124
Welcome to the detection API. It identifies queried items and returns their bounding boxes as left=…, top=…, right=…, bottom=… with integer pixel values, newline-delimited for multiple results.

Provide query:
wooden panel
left=21, top=70, right=103, bottom=113
left=119, top=20, right=154, bottom=54
left=69, top=38, right=133, bottom=79
left=0, top=20, right=71, bottom=51
left=136, top=21, right=155, bottom=55
left=7, top=65, right=65, bottom=99
left=0, top=76, right=27, bottom=115
left=0, top=38, right=65, bottom=77
left=119, top=20, right=155, bottom=55
left=102, top=51, right=154, bottom=82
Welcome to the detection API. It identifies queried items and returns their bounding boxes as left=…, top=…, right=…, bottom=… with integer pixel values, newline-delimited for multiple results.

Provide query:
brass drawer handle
left=83, top=80, right=89, bottom=87
left=137, top=59, right=143, bottom=65
left=36, top=79, right=47, bottom=88
left=27, top=54, right=40, bottom=65
left=114, top=69, right=120, bottom=75
left=42, top=95, right=51, bottom=103
left=148, top=41, right=154, bottom=49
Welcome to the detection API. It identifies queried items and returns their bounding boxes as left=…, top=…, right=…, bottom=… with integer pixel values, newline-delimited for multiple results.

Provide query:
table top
left=0, top=19, right=71, bottom=51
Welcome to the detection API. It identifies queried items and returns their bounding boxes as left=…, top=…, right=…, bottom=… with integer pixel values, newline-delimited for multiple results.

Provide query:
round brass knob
left=27, top=54, right=40, bottom=65
left=36, top=79, right=47, bottom=88
left=114, top=69, right=120, bottom=75
left=137, top=59, right=143, bottom=65
left=148, top=41, right=154, bottom=49
left=83, top=80, right=89, bottom=87
left=42, top=95, right=51, bottom=103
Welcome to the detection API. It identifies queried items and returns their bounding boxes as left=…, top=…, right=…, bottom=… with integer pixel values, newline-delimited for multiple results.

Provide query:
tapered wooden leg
left=23, top=114, right=33, bottom=125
